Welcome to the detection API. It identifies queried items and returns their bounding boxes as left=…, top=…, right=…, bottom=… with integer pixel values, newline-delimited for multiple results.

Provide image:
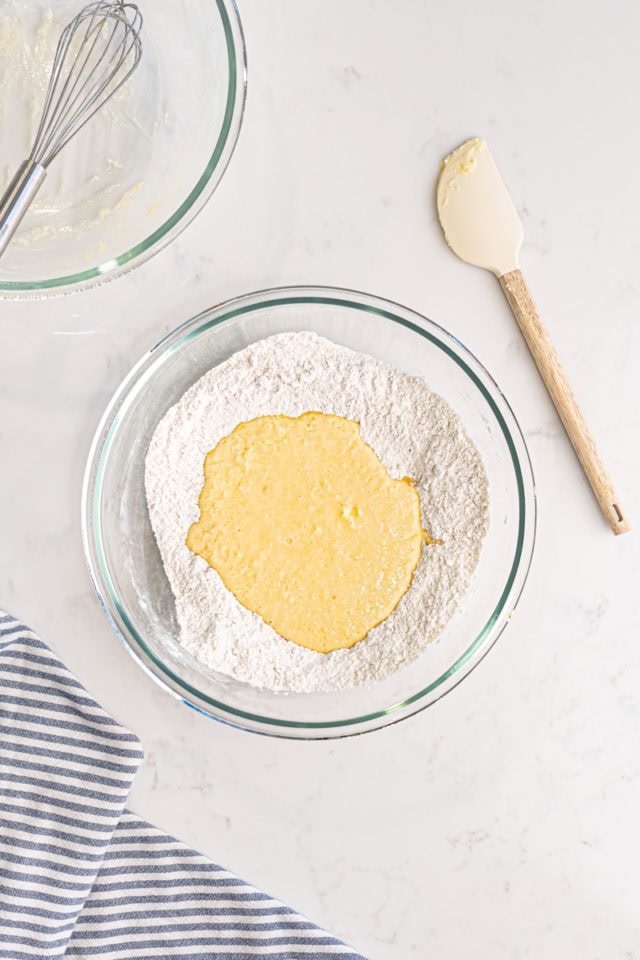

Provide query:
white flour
left=145, top=332, right=489, bottom=692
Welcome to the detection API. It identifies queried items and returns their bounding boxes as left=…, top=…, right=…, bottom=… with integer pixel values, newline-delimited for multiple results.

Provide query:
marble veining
left=1, top=1, right=639, bottom=959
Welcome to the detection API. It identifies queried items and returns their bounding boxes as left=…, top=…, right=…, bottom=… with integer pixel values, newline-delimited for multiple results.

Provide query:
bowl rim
left=0, top=0, right=247, bottom=299
left=82, top=284, right=537, bottom=738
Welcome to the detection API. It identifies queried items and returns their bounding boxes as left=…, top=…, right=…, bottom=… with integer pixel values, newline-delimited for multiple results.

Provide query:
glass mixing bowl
left=82, top=287, right=536, bottom=738
left=0, top=0, right=246, bottom=297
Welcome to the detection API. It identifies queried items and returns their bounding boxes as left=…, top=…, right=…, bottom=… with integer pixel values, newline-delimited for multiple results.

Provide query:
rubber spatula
left=437, top=138, right=629, bottom=535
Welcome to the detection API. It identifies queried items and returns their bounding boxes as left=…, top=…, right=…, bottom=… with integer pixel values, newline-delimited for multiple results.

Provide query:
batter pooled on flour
left=145, top=332, right=489, bottom=692
left=186, top=411, right=437, bottom=654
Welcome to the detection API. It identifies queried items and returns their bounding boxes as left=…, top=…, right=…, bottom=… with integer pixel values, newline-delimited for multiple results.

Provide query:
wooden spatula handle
left=499, top=268, right=629, bottom=535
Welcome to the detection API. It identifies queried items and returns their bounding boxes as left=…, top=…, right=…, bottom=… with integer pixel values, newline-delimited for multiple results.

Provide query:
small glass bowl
left=82, top=287, right=536, bottom=738
left=0, top=0, right=246, bottom=297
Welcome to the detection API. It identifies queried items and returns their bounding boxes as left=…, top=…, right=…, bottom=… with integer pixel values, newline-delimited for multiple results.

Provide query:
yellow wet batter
left=186, top=412, right=430, bottom=653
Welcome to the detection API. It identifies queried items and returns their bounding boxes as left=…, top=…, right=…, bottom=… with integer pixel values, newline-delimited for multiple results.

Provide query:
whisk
left=0, top=1, right=143, bottom=259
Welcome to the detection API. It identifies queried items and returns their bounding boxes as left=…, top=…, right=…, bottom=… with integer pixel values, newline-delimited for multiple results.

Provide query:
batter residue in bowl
left=145, top=332, right=489, bottom=692
left=186, top=411, right=431, bottom=654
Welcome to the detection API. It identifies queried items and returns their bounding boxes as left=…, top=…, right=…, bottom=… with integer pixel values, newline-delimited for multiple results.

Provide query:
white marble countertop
left=2, top=1, right=639, bottom=957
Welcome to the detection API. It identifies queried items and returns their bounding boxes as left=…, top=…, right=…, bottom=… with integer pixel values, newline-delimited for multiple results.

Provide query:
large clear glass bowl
left=0, top=0, right=246, bottom=298
left=82, top=287, right=536, bottom=738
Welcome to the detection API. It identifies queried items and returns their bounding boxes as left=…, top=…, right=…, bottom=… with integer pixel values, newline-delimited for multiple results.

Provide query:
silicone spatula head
left=437, top=138, right=524, bottom=277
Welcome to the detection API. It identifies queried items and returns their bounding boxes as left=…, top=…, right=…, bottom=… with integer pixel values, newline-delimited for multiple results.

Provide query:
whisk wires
left=30, top=1, right=143, bottom=168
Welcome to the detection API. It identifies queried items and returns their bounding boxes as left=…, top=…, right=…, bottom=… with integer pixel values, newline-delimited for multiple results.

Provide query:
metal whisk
left=0, top=1, right=143, bottom=259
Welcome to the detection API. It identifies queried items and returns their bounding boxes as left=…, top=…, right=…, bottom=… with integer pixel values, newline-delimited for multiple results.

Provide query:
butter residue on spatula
left=435, top=137, right=629, bottom=536
left=437, top=138, right=523, bottom=277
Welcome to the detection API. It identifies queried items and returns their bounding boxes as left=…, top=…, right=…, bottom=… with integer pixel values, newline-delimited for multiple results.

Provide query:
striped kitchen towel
left=0, top=611, right=367, bottom=960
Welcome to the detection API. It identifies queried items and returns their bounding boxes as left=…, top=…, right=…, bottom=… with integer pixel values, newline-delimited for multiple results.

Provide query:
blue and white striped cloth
left=0, top=611, right=367, bottom=959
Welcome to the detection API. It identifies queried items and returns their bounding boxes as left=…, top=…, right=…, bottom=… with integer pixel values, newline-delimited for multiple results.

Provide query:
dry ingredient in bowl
left=145, top=332, right=489, bottom=692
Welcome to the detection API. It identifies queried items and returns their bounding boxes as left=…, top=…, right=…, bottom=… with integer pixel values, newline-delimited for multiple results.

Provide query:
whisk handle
left=0, top=161, right=47, bottom=259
